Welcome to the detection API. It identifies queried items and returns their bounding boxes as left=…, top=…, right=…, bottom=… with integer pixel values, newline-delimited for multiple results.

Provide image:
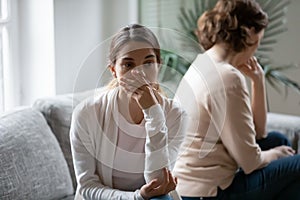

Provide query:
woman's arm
left=165, top=101, right=187, bottom=170
left=70, top=108, right=144, bottom=200
left=220, top=74, right=293, bottom=174
left=238, top=57, right=267, bottom=139
left=143, top=104, right=170, bottom=183
left=119, top=70, right=179, bottom=198
left=251, top=78, right=267, bottom=139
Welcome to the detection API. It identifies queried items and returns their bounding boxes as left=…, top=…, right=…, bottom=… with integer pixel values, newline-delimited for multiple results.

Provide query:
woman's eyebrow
left=144, top=55, right=155, bottom=59
left=121, top=57, right=134, bottom=61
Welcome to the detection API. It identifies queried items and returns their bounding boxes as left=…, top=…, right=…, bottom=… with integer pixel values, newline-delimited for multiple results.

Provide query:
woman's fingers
left=120, top=76, right=144, bottom=91
left=285, top=146, right=295, bottom=155
left=119, top=79, right=141, bottom=94
left=238, top=56, right=264, bottom=82
left=167, top=169, right=177, bottom=191
left=131, top=69, right=150, bottom=86
left=141, top=169, right=178, bottom=198
left=274, top=146, right=295, bottom=158
left=144, top=179, right=160, bottom=192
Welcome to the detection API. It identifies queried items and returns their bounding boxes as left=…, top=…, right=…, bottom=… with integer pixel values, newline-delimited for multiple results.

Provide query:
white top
left=112, top=112, right=146, bottom=191
left=70, top=87, right=187, bottom=200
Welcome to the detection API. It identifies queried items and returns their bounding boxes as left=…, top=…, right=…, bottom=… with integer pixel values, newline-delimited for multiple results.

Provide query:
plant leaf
left=269, top=10, right=288, bottom=22
left=268, top=1, right=290, bottom=14
left=257, top=0, right=272, bottom=10
left=266, top=76, right=282, bottom=93
left=177, top=0, right=299, bottom=97
left=257, top=47, right=273, bottom=52
left=263, top=27, right=288, bottom=38
left=260, top=39, right=277, bottom=45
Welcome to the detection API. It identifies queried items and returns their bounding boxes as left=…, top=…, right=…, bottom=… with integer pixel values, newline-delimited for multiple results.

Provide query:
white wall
left=142, top=0, right=300, bottom=115
left=265, top=0, right=300, bottom=116
left=18, top=0, right=55, bottom=105
left=13, top=0, right=300, bottom=115
left=2, top=0, right=20, bottom=110
left=54, top=0, right=138, bottom=94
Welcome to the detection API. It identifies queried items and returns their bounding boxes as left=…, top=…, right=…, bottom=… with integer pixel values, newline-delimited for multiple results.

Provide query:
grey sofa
left=0, top=90, right=93, bottom=200
left=0, top=89, right=300, bottom=199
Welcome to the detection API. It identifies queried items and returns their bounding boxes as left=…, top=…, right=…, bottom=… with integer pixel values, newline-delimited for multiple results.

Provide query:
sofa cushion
left=0, top=108, right=74, bottom=199
left=267, top=112, right=300, bottom=153
left=33, top=89, right=99, bottom=190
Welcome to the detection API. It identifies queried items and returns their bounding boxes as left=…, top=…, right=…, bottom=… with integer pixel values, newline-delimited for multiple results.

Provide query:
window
left=0, top=0, right=10, bottom=112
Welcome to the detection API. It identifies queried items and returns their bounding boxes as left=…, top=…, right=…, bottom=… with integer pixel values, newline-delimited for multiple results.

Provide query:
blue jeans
left=182, top=131, right=300, bottom=200
left=151, top=194, right=173, bottom=200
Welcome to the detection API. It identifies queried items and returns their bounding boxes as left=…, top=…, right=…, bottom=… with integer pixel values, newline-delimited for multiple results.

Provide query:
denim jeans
left=182, top=131, right=300, bottom=200
left=151, top=194, right=173, bottom=200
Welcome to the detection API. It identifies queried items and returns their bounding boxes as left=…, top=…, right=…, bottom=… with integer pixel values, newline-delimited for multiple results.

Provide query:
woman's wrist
left=139, top=190, right=149, bottom=200
left=251, top=76, right=265, bottom=88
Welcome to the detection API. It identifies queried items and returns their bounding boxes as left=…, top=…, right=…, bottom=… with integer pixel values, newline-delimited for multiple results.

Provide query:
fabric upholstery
left=33, top=89, right=98, bottom=190
left=267, top=112, right=300, bottom=153
left=0, top=108, right=74, bottom=199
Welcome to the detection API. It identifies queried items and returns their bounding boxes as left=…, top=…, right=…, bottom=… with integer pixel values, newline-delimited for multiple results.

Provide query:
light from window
left=0, top=0, right=9, bottom=22
left=0, top=26, right=8, bottom=112
left=0, top=0, right=9, bottom=112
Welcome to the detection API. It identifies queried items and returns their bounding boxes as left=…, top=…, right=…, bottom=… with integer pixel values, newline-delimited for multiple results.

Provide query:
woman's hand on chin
left=119, top=69, right=162, bottom=110
left=238, top=56, right=265, bottom=83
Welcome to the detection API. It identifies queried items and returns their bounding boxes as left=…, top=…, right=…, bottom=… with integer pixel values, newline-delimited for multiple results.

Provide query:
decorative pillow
left=0, top=108, right=74, bottom=199
left=33, top=89, right=99, bottom=190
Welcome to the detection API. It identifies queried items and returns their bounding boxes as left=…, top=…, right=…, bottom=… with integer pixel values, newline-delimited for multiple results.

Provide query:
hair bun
left=196, top=0, right=268, bottom=52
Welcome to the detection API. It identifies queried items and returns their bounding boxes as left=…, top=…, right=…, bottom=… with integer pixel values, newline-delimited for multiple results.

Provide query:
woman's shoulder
left=190, top=53, right=245, bottom=92
left=72, top=88, right=116, bottom=118
left=221, top=63, right=245, bottom=85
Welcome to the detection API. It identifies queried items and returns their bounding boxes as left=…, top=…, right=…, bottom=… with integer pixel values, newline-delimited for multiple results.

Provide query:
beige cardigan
left=173, top=53, right=270, bottom=197
left=70, top=87, right=186, bottom=200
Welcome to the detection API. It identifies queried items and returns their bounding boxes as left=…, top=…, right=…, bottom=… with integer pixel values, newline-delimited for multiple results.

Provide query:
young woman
left=70, top=24, right=186, bottom=200
left=173, top=0, right=300, bottom=199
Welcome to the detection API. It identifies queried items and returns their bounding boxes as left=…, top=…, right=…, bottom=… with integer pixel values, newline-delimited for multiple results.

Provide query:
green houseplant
left=175, top=0, right=300, bottom=96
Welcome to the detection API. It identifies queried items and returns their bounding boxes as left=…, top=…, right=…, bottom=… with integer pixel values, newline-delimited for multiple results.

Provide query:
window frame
left=0, top=0, right=10, bottom=112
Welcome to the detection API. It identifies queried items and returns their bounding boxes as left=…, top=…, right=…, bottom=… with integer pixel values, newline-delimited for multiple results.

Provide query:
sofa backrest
left=33, top=89, right=99, bottom=191
left=0, top=108, right=74, bottom=199
left=267, top=112, right=300, bottom=153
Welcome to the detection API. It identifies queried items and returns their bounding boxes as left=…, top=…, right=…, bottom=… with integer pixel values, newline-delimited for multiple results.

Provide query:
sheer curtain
left=0, top=0, right=9, bottom=113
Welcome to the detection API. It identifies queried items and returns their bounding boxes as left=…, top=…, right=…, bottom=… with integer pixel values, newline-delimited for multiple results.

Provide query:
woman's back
left=173, top=52, right=265, bottom=197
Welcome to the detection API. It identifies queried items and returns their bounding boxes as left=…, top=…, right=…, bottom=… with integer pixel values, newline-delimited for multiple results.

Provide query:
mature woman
left=70, top=24, right=186, bottom=200
left=173, top=0, right=300, bottom=199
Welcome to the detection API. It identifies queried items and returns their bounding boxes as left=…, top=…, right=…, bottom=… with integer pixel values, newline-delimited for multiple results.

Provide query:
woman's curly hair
left=196, top=0, right=268, bottom=52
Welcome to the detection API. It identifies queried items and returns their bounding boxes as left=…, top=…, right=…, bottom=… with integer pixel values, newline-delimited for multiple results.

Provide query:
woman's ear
left=109, top=65, right=117, bottom=78
left=158, top=57, right=163, bottom=67
left=246, top=27, right=259, bottom=45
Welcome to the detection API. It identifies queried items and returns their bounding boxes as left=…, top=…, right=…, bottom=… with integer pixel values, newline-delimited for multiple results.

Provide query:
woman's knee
left=257, top=131, right=291, bottom=150
left=267, top=131, right=291, bottom=146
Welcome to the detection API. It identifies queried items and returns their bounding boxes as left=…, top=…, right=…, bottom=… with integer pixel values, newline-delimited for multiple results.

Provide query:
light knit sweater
left=173, top=53, right=270, bottom=197
left=70, top=87, right=186, bottom=200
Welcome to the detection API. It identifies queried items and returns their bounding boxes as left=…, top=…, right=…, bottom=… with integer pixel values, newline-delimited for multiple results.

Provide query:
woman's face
left=110, top=41, right=159, bottom=84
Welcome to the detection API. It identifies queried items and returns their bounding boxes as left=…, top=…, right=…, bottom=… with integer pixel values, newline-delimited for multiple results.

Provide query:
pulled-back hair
left=107, top=24, right=161, bottom=88
left=108, top=24, right=161, bottom=66
left=196, top=0, right=268, bottom=52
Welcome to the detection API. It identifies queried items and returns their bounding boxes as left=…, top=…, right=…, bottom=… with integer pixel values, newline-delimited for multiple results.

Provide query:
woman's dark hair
left=196, top=0, right=268, bottom=52
left=108, top=24, right=161, bottom=66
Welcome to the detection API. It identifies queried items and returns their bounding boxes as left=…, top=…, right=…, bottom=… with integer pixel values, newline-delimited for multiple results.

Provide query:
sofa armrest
left=267, top=112, right=300, bottom=153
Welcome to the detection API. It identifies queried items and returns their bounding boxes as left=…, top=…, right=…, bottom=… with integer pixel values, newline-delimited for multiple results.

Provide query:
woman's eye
left=122, top=62, right=134, bottom=68
left=144, top=61, right=155, bottom=67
